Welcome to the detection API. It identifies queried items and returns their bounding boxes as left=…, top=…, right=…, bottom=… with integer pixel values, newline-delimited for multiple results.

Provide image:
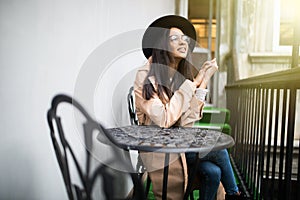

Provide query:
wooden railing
left=225, top=67, right=300, bottom=200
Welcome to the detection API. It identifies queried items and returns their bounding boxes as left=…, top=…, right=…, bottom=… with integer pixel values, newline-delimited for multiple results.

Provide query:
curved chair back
left=127, top=87, right=139, bottom=125
left=47, top=94, right=145, bottom=200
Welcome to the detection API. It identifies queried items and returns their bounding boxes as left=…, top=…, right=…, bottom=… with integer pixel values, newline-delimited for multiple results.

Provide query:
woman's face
left=168, top=27, right=190, bottom=59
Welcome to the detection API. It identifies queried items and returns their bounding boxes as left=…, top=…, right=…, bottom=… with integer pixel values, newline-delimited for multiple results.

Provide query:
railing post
left=285, top=87, right=297, bottom=199
left=278, top=89, right=287, bottom=200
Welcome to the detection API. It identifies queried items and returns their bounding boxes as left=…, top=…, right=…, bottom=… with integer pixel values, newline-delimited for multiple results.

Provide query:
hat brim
left=142, top=15, right=196, bottom=59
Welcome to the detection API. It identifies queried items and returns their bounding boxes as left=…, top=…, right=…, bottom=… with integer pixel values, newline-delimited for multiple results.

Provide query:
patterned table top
left=106, top=125, right=235, bottom=153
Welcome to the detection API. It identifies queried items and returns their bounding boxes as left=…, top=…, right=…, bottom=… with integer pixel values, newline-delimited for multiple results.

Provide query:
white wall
left=0, top=0, right=175, bottom=199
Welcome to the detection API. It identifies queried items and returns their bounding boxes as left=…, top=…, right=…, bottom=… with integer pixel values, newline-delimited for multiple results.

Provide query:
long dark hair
left=142, top=28, right=195, bottom=103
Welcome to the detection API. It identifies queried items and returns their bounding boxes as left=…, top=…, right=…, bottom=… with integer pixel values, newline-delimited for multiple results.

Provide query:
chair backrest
left=47, top=94, right=145, bottom=200
left=127, top=86, right=139, bottom=125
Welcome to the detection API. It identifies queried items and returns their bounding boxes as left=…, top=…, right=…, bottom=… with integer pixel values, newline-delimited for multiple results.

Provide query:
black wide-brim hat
left=142, top=15, right=196, bottom=59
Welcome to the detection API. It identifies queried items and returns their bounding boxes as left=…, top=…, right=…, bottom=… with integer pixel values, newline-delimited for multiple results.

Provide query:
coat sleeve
left=134, top=66, right=205, bottom=128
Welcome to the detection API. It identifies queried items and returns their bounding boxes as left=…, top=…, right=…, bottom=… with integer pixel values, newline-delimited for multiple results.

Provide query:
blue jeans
left=186, top=149, right=238, bottom=200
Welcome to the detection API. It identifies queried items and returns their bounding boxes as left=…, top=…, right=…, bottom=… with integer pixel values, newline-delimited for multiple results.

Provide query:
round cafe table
left=104, top=125, right=235, bottom=200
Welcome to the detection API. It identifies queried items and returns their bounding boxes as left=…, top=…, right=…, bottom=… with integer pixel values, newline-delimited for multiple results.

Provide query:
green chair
left=194, top=106, right=231, bottom=135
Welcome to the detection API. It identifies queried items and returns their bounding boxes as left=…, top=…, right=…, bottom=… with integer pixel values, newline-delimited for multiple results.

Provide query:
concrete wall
left=0, top=0, right=176, bottom=199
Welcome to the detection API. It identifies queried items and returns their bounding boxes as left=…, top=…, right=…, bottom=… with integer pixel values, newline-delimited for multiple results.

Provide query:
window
left=273, top=0, right=297, bottom=52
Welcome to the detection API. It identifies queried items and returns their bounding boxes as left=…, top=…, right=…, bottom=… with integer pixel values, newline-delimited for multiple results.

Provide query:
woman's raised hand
left=193, top=58, right=218, bottom=88
left=200, top=58, right=218, bottom=88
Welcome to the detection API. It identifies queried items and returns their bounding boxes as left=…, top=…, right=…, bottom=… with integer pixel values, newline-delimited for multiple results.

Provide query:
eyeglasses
left=169, top=35, right=191, bottom=44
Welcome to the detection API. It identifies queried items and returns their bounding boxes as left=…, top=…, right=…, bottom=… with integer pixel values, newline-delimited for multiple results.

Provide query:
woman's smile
left=177, top=47, right=187, bottom=53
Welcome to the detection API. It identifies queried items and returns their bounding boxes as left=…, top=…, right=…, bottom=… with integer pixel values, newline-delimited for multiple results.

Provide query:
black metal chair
left=127, top=86, right=139, bottom=126
left=47, top=94, right=145, bottom=200
left=126, top=87, right=153, bottom=198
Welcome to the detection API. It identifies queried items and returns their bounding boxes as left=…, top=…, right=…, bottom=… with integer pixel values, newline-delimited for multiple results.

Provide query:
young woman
left=134, top=15, right=246, bottom=200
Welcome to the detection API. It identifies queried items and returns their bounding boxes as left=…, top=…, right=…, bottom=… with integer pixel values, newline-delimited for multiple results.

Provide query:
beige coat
left=134, top=61, right=205, bottom=200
